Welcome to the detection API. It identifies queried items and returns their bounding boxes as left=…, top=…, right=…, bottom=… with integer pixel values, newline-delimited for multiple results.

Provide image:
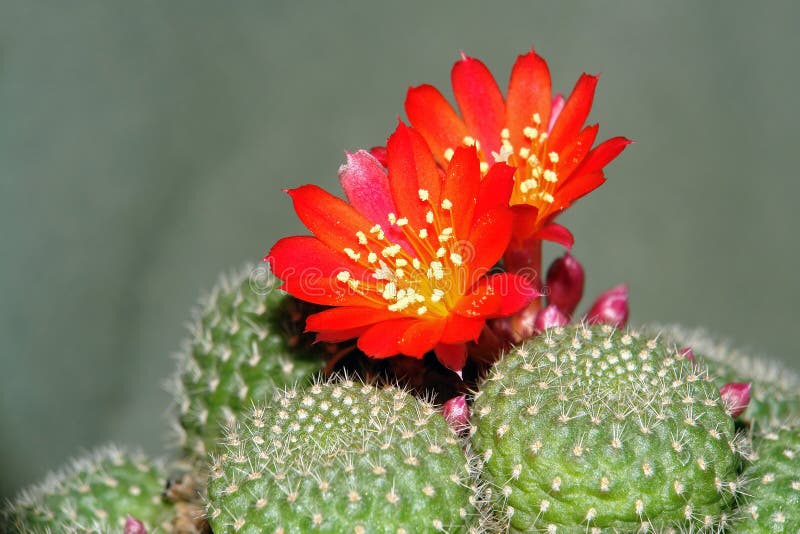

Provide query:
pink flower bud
left=442, top=395, right=470, bottom=431
left=534, top=304, right=569, bottom=333
left=545, top=253, right=585, bottom=316
left=585, top=284, right=629, bottom=327
left=719, top=382, right=751, bottom=418
left=124, top=516, right=147, bottom=534
left=680, top=347, right=695, bottom=364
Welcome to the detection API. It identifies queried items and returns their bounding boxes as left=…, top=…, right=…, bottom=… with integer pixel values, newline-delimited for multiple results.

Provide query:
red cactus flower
left=266, top=123, right=538, bottom=371
left=405, top=49, right=631, bottom=248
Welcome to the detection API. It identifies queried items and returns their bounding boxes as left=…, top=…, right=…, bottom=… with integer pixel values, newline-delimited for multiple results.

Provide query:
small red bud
left=719, top=382, right=751, bottom=418
left=368, top=146, right=388, bottom=167
left=586, top=284, right=629, bottom=327
left=442, top=395, right=470, bottom=431
left=680, top=347, right=695, bottom=364
left=124, top=516, right=147, bottom=534
left=545, top=253, right=585, bottom=316
left=534, top=304, right=569, bottom=333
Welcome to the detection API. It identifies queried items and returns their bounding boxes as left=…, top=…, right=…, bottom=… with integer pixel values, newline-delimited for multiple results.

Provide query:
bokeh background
left=2, top=1, right=798, bottom=497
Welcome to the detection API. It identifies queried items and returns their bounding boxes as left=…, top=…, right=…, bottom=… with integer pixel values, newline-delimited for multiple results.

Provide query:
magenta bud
left=586, top=284, right=629, bottom=327
left=442, top=395, right=470, bottom=431
left=680, top=347, right=695, bottom=364
left=719, top=382, right=751, bottom=418
left=368, top=146, right=388, bottom=167
left=545, top=253, right=585, bottom=316
left=124, top=516, right=147, bottom=534
left=534, top=304, right=569, bottom=333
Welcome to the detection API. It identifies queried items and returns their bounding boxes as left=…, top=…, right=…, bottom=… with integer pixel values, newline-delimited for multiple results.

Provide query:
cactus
left=471, top=324, right=743, bottom=532
left=657, top=324, right=800, bottom=426
left=206, top=376, right=482, bottom=533
left=736, top=423, right=800, bottom=532
left=2, top=445, right=173, bottom=534
left=170, top=264, right=327, bottom=462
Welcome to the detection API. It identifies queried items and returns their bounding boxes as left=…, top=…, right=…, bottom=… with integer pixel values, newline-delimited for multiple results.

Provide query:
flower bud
left=534, top=304, right=569, bottom=333
left=719, top=382, right=751, bottom=418
left=680, top=347, right=695, bottom=365
left=442, top=395, right=470, bottom=431
left=124, top=516, right=147, bottom=534
left=545, top=253, right=584, bottom=316
left=585, top=284, right=628, bottom=327
left=368, top=145, right=388, bottom=167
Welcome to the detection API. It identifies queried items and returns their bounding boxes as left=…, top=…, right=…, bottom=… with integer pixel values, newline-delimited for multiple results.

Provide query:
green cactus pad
left=206, top=377, right=481, bottom=533
left=171, top=264, right=326, bottom=461
left=471, top=324, right=742, bottom=532
left=656, top=324, right=800, bottom=426
left=736, top=424, right=800, bottom=533
left=2, top=445, right=173, bottom=534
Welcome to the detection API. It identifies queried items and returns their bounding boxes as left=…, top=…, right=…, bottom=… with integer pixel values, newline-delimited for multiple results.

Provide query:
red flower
left=405, top=49, right=631, bottom=246
left=266, top=123, right=538, bottom=371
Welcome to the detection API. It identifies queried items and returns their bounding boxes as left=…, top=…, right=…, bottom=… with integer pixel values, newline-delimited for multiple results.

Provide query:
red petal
left=266, top=236, right=370, bottom=281
left=405, top=84, right=468, bottom=165
left=555, top=124, right=598, bottom=180
left=357, top=318, right=418, bottom=358
left=474, top=162, right=515, bottom=222
left=339, top=150, right=396, bottom=227
left=466, top=208, right=513, bottom=274
left=368, top=146, right=388, bottom=167
left=288, top=185, right=375, bottom=253
left=554, top=171, right=606, bottom=209
left=505, top=50, right=552, bottom=151
left=573, top=136, right=632, bottom=176
left=305, top=306, right=399, bottom=333
left=315, top=327, right=368, bottom=343
left=451, top=54, right=505, bottom=156
left=279, top=276, right=374, bottom=308
left=532, top=223, right=574, bottom=249
left=441, top=315, right=485, bottom=344
left=442, top=146, right=481, bottom=238
left=434, top=343, right=468, bottom=371
left=455, top=273, right=538, bottom=318
left=398, top=319, right=445, bottom=357
left=548, top=74, right=598, bottom=153
left=387, top=122, right=443, bottom=230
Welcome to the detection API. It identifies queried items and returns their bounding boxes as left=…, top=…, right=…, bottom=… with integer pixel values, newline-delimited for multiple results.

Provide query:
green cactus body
left=172, top=265, right=326, bottom=461
left=471, top=324, right=741, bottom=532
left=206, top=377, right=480, bottom=533
left=656, top=325, right=800, bottom=426
left=736, top=424, right=800, bottom=533
left=2, top=445, right=173, bottom=534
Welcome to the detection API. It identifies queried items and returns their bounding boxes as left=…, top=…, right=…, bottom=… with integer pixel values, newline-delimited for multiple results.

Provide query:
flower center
left=444, top=113, right=561, bottom=221
left=336, top=191, right=469, bottom=319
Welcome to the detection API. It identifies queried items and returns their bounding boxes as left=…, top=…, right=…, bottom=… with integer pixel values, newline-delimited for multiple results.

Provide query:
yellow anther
left=541, top=192, right=555, bottom=203
left=367, top=252, right=378, bottom=263
left=418, top=189, right=429, bottom=201
left=500, top=128, right=511, bottom=139
left=519, top=147, right=530, bottom=159
left=532, top=112, right=542, bottom=125
left=356, top=231, right=368, bottom=245
left=462, top=136, right=476, bottom=147
left=387, top=213, right=397, bottom=224
left=523, top=126, right=539, bottom=139
left=548, top=151, right=559, bottom=163
left=396, top=258, right=408, bottom=267
left=369, top=224, right=382, bottom=234
left=444, top=148, right=455, bottom=161
left=396, top=217, right=408, bottom=226
left=418, top=228, right=428, bottom=239
left=344, top=248, right=360, bottom=261
left=426, top=211, right=434, bottom=223
left=441, top=199, right=453, bottom=210
left=543, top=169, right=558, bottom=183
left=417, top=306, right=428, bottom=316
left=412, top=258, right=421, bottom=269
left=382, top=244, right=402, bottom=257
left=436, top=247, right=446, bottom=258
left=450, top=253, right=463, bottom=265
left=431, top=289, right=444, bottom=302
left=336, top=271, right=351, bottom=283
left=479, top=161, right=489, bottom=174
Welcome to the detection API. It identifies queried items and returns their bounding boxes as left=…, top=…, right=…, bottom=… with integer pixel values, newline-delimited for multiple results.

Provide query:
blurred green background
left=1, top=1, right=798, bottom=497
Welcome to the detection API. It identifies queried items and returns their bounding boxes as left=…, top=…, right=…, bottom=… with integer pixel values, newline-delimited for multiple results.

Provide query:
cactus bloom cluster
left=4, top=46, right=799, bottom=534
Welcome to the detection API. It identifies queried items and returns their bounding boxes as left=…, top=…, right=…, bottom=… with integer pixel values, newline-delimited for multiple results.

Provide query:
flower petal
left=555, top=124, right=599, bottom=179
left=554, top=171, right=606, bottom=210
left=405, top=84, right=468, bottom=165
left=266, top=236, right=370, bottom=282
left=473, top=162, right=515, bottom=223
left=442, top=146, right=481, bottom=238
left=434, top=343, right=468, bottom=371
left=548, top=74, right=599, bottom=153
left=357, top=318, right=418, bottom=358
left=387, top=122, right=443, bottom=230
left=398, top=319, right=445, bottom=357
left=466, top=207, right=513, bottom=274
left=454, top=273, right=537, bottom=319
left=287, top=185, right=375, bottom=254
left=451, top=54, right=505, bottom=156
left=306, top=306, right=399, bottom=333
left=532, top=222, right=574, bottom=249
left=338, top=150, right=396, bottom=227
left=573, top=136, right=632, bottom=176
left=441, top=315, right=485, bottom=344
left=505, top=50, right=552, bottom=151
